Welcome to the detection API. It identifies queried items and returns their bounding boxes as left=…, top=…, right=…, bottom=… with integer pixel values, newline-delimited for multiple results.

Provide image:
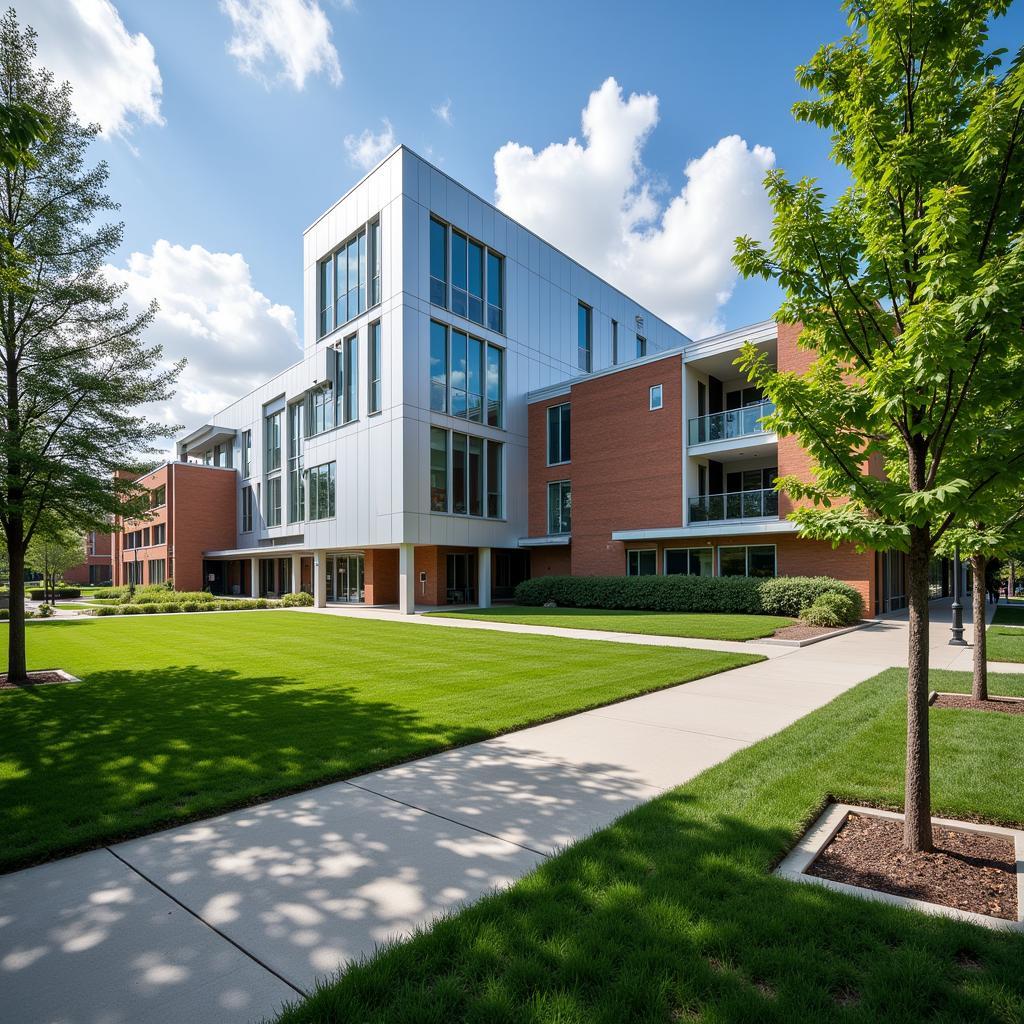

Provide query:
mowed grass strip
left=987, top=624, right=1024, bottom=663
left=273, top=667, right=1024, bottom=1024
left=427, top=605, right=795, bottom=640
left=991, top=605, right=1024, bottom=627
left=0, top=612, right=757, bottom=871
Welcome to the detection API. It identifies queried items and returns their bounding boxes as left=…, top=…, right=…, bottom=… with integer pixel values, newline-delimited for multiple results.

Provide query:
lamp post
left=129, top=547, right=138, bottom=600
left=949, top=544, right=967, bottom=646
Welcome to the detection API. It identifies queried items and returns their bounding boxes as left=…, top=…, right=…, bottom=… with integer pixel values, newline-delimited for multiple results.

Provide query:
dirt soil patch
left=931, top=694, right=1024, bottom=716
left=772, top=623, right=855, bottom=641
left=0, top=670, right=77, bottom=688
left=808, top=812, right=1018, bottom=920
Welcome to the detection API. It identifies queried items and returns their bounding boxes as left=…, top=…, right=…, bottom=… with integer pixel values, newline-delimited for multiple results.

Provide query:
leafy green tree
left=26, top=526, right=82, bottom=604
left=0, top=11, right=180, bottom=682
left=735, top=0, right=1024, bottom=851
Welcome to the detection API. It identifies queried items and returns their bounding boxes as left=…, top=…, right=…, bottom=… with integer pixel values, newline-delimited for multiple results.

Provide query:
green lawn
left=988, top=624, right=1024, bottom=663
left=274, top=667, right=1024, bottom=1024
left=992, top=605, right=1024, bottom=627
left=427, top=605, right=795, bottom=640
left=0, top=613, right=757, bottom=871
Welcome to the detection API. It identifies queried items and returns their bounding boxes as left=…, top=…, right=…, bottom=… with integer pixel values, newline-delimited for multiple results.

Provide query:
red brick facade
left=63, top=529, right=113, bottom=585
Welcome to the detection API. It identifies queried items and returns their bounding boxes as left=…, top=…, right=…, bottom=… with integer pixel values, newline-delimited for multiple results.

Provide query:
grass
left=991, top=605, right=1024, bottom=627
left=427, top=605, right=795, bottom=641
left=273, top=667, right=1024, bottom=1024
left=987, top=625, right=1024, bottom=663
left=0, top=612, right=757, bottom=872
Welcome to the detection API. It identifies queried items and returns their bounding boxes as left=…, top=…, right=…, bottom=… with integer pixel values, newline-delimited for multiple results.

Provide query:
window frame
left=577, top=301, right=592, bottom=373
left=717, top=543, right=777, bottom=578
left=317, top=217, right=382, bottom=339
left=649, top=384, right=663, bottom=411
left=663, top=547, right=713, bottom=576
left=368, top=320, right=382, bottom=415
left=265, top=475, right=282, bottom=528
left=305, top=461, right=337, bottom=521
left=547, top=479, right=572, bottom=535
left=429, top=427, right=504, bottom=520
left=241, top=484, right=254, bottom=533
left=427, top=216, right=504, bottom=334
left=626, top=548, right=658, bottom=576
left=429, top=320, right=503, bottom=427
left=546, top=402, right=571, bottom=466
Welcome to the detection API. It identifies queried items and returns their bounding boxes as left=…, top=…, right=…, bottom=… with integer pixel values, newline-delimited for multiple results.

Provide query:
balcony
left=688, top=487, right=779, bottom=524
left=687, top=400, right=775, bottom=447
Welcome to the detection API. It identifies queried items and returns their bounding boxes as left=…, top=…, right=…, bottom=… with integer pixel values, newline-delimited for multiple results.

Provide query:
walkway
left=0, top=602, right=1015, bottom=1024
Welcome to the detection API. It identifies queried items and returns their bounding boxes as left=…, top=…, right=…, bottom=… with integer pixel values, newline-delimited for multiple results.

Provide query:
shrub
left=157, top=603, right=181, bottom=614
left=134, top=589, right=214, bottom=605
left=180, top=601, right=201, bottom=612
left=92, top=606, right=117, bottom=616
left=801, top=591, right=861, bottom=628
left=255, top=598, right=269, bottom=609
left=120, top=604, right=145, bottom=615
left=281, top=591, right=314, bottom=607
left=0, top=609, right=7, bottom=620
left=142, top=603, right=161, bottom=614
left=28, top=587, right=81, bottom=600
left=37, top=604, right=55, bottom=618
left=758, top=576, right=863, bottom=619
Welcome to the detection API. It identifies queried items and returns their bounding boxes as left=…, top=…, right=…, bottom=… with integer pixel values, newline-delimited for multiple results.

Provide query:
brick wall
left=365, top=548, right=398, bottom=605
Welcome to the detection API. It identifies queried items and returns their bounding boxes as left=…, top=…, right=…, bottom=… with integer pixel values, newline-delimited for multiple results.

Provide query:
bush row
left=513, top=574, right=863, bottom=620
left=28, top=587, right=81, bottom=600
left=91, top=598, right=283, bottom=616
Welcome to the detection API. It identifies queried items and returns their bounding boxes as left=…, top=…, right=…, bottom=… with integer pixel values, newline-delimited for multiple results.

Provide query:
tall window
left=577, top=302, right=592, bottom=372
left=368, top=320, right=382, bottom=414
left=430, top=217, right=447, bottom=306
left=486, top=251, right=503, bottom=331
left=148, top=559, right=166, bottom=585
left=288, top=401, right=304, bottom=523
left=153, top=523, right=166, bottom=545
left=242, top=485, right=254, bottom=532
left=452, top=432, right=467, bottom=514
left=430, top=427, right=448, bottom=511
left=335, top=335, right=359, bottom=424
left=636, top=335, right=647, bottom=358
left=547, top=403, right=571, bottom=465
left=241, top=429, right=252, bottom=477
left=150, top=485, right=166, bottom=508
left=317, top=218, right=381, bottom=337
left=627, top=549, right=657, bottom=576
left=547, top=481, right=571, bottom=535
left=265, top=476, right=281, bottom=527
left=429, top=428, right=502, bottom=518
left=305, top=385, right=334, bottom=437
left=649, top=384, right=663, bottom=411
left=306, top=462, right=336, bottom=520
left=612, top=319, right=619, bottom=365
left=487, top=440, right=502, bottom=517
left=429, top=321, right=502, bottom=425
left=264, top=411, right=282, bottom=472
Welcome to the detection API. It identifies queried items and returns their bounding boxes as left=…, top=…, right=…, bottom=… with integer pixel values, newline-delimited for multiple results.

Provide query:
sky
left=15, top=0, right=1024, bottom=436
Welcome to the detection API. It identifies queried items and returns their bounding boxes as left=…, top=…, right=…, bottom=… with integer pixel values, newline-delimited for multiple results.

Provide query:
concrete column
left=398, top=543, right=415, bottom=615
left=250, top=557, right=259, bottom=598
left=291, top=553, right=302, bottom=594
left=313, top=550, right=327, bottom=608
left=477, top=547, right=492, bottom=609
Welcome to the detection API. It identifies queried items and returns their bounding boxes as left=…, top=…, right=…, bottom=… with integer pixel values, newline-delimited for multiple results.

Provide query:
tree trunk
left=972, top=554, right=988, bottom=701
left=903, top=525, right=933, bottom=853
left=1010, top=560, right=1017, bottom=601
left=6, top=535, right=27, bottom=683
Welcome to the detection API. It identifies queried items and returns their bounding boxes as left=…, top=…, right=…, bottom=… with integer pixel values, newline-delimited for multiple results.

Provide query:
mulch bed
left=808, top=812, right=1018, bottom=920
left=0, top=670, right=74, bottom=689
left=772, top=623, right=854, bottom=640
left=931, top=694, right=1024, bottom=716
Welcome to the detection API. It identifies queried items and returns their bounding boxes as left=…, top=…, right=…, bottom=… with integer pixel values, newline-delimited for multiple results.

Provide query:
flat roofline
left=611, top=520, right=799, bottom=542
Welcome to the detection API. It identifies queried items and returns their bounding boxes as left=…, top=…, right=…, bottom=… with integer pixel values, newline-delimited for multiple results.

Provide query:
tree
left=0, top=11, right=181, bottom=682
left=735, top=0, right=1024, bottom=852
left=26, top=526, right=82, bottom=604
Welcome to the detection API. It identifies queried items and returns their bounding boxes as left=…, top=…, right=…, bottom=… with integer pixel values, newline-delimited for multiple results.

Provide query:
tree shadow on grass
left=0, top=664, right=495, bottom=872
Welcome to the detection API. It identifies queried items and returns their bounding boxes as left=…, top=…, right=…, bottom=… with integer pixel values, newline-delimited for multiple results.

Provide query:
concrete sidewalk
left=1, top=601, right=1014, bottom=1024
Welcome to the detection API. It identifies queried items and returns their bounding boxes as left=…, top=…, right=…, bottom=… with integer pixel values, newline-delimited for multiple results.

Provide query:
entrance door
left=446, top=552, right=477, bottom=604
left=328, top=554, right=365, bottom=602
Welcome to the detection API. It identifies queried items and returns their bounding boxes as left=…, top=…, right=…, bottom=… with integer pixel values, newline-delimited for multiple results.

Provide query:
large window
left=430, top=428, right=503, bottom=518
left=335, top=335, right=359, bottom=424
left=578, top=302, right=592, bottom=372
left=148, top=559, right=166, bottom=585
left=368, top=320, right=382, bottom=414
left=665, top=548, right=713, bottom=576
left=306, top=462, right=336, bottom=520
left=627, top=549, right=657, bottom=576
left=428, top=321, right=503, bottom=426
left=242, top=484, right=254, bottom=532
left=547, top=403, right=571, bottom=465
left=288, top=401, right=304, bottom=523
left=718, top=544, right=776, bottom=578
left=429, top=217, right=503, bottom=331
left=241, top=429, right=252, bottom=477
left=264, top=410, right=282, bottom=472
left=150, top=485, right=166, bottom=508
left=547, top=480, right=571, bottom=535
left=317, top=218, right=381, bottom=337
left=306, top=385, right=334, bottom=437
left=152, top=523, right=166, bottom=545
left=265, top=475, right=281, bottom=527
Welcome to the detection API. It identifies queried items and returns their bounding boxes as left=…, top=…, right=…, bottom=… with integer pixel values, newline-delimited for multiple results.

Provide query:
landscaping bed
left=931, top=693, right=1024, bottom=716
left=0, top=669, right=79, bottom=688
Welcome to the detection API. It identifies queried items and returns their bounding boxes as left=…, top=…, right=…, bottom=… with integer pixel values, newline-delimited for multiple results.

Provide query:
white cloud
left=14, top=0, right=163, bottom=140
left=105, top=241, right=301, bottom=436
left=344, top=118, right=395, bottom=171
left=493, top=77, right=775, bottom=338
left=220, top=0, right=342, bottom=90
left=433, top=98, right=452, bottom=125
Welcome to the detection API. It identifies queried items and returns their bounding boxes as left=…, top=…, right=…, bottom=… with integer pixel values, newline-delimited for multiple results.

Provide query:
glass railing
left=687, top=400, right=775, bottom=446
left=688, top=487, right=779, bottom=523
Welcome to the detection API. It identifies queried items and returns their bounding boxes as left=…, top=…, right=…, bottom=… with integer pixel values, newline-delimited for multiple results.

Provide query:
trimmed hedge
left=133, top=589, right=214, bottom=604
left=513, top=574, right=864, bottom=619
left=88, top=598, right=283, bottom=617
left=801, top=591, right=861, bottom=627
left=281, top=591, right=315, bottom=607
left=28, top=587, right=80, bottom=600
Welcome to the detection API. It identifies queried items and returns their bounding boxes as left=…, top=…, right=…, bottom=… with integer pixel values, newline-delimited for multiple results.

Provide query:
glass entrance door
left=329, top=554, right=364, bottom=602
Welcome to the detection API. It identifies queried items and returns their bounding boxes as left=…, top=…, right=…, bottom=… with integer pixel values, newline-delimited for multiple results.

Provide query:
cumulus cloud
left=105, top=241, right=302, bottom=436
left=14, top=0, right=163, bottom=140
left=493, top=77, right=775, bottom=338
left=433, top=98, right=452, bottom=125
left=220, top=0, right=342, bottom=89
left=344, top=118, right=395, bottom=171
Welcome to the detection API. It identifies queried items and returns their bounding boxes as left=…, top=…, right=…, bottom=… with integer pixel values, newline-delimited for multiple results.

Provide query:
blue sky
left=18, top=0, right=1024, bottom=431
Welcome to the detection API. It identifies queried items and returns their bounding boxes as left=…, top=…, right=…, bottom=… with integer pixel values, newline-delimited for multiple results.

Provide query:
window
left=430, top=427, right=448, bottom=511
left=305, top=385, right=334, bottom=437
left=486, top=342, right=502, bottom=426
left=124, top=560, right=143, bottom=585
left=612, top=319, right=618, bottom=365
left=467, top=336, right=484, bottom=422
left=306, top=462, right=336, bottom=520
left=650, top=384, right=663, bottom=411
left=368, top=320, right=382, bottom=414
left=152, top=523, right=166, bottom=545
left=451, top=329, right=468, bottom=417
left=429, top=321, right=503, bottom=426
left=288, top=401, right=304, bottom=523
left=335, top=335, right=359, bottom=424
left=149, top=485, right=166, bottom=509
left=241, top=430, right=252, bottom=477
left=203, top=450, right=212, bottom=465
left=430, top=217, right=447, bottom=306
left=547, top=403, right=571, bottom=465
left=242, top=485, right=254, bottom=532
left=718, top=544, right=776, bottom=578
left=452, top=432, right=467, bottom=514
left=213, top=442, right=230, bottom=468
left=664, top=548, right=713, bottom=576
left=148, top=559, right=166, bottom=584
left=316, top=218, right=381, bottom=337
left=627, top=549, right=657, bottom=576
left=636, top=335, right=647, bottom=359
left=429, top=428, right=503, bottom=518
left=487, top=251, right=503, bottom=331
left=264, top=411, right=282, bottom=472
left=265, top=476, right=281, bottom=527
left=487, top=439, right=502, bottom=517
left=450, top=231, right=486, bottom=324
left=87, top=531, right=96, bottom=555
left=430, top=320, right=448, bottom=413
left=547, top=480, right=571, bottom=535
left=577, top=302, right=592, bottom=372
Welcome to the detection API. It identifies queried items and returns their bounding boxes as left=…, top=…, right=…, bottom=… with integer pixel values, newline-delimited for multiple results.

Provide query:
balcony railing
left=688, top=487, right=779, bottom=524
left=687, top=400, right=775, bottom=446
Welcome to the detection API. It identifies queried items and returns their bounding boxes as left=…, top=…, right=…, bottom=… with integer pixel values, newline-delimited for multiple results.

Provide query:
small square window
left=649, top=384, right=663, bottom=411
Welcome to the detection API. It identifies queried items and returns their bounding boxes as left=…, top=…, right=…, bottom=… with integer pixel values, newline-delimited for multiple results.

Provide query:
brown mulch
left=0, top=670, right=72, bottom=688
left=772, top=623, right=854, bottom=640
left=931, top=694, right=1024, bottom=716
left=808, top=812, right=1018, bottom=920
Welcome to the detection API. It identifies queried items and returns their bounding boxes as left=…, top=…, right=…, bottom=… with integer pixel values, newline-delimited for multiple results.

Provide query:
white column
left=477, top=547, right=492, bottom=609
left=291, top=553, right=302, bottom=594
left=313, top=550, right=327, bottom=608
left=398, top=543, right=415, bottom=615
left=250, top=557, right=259, bottom=598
